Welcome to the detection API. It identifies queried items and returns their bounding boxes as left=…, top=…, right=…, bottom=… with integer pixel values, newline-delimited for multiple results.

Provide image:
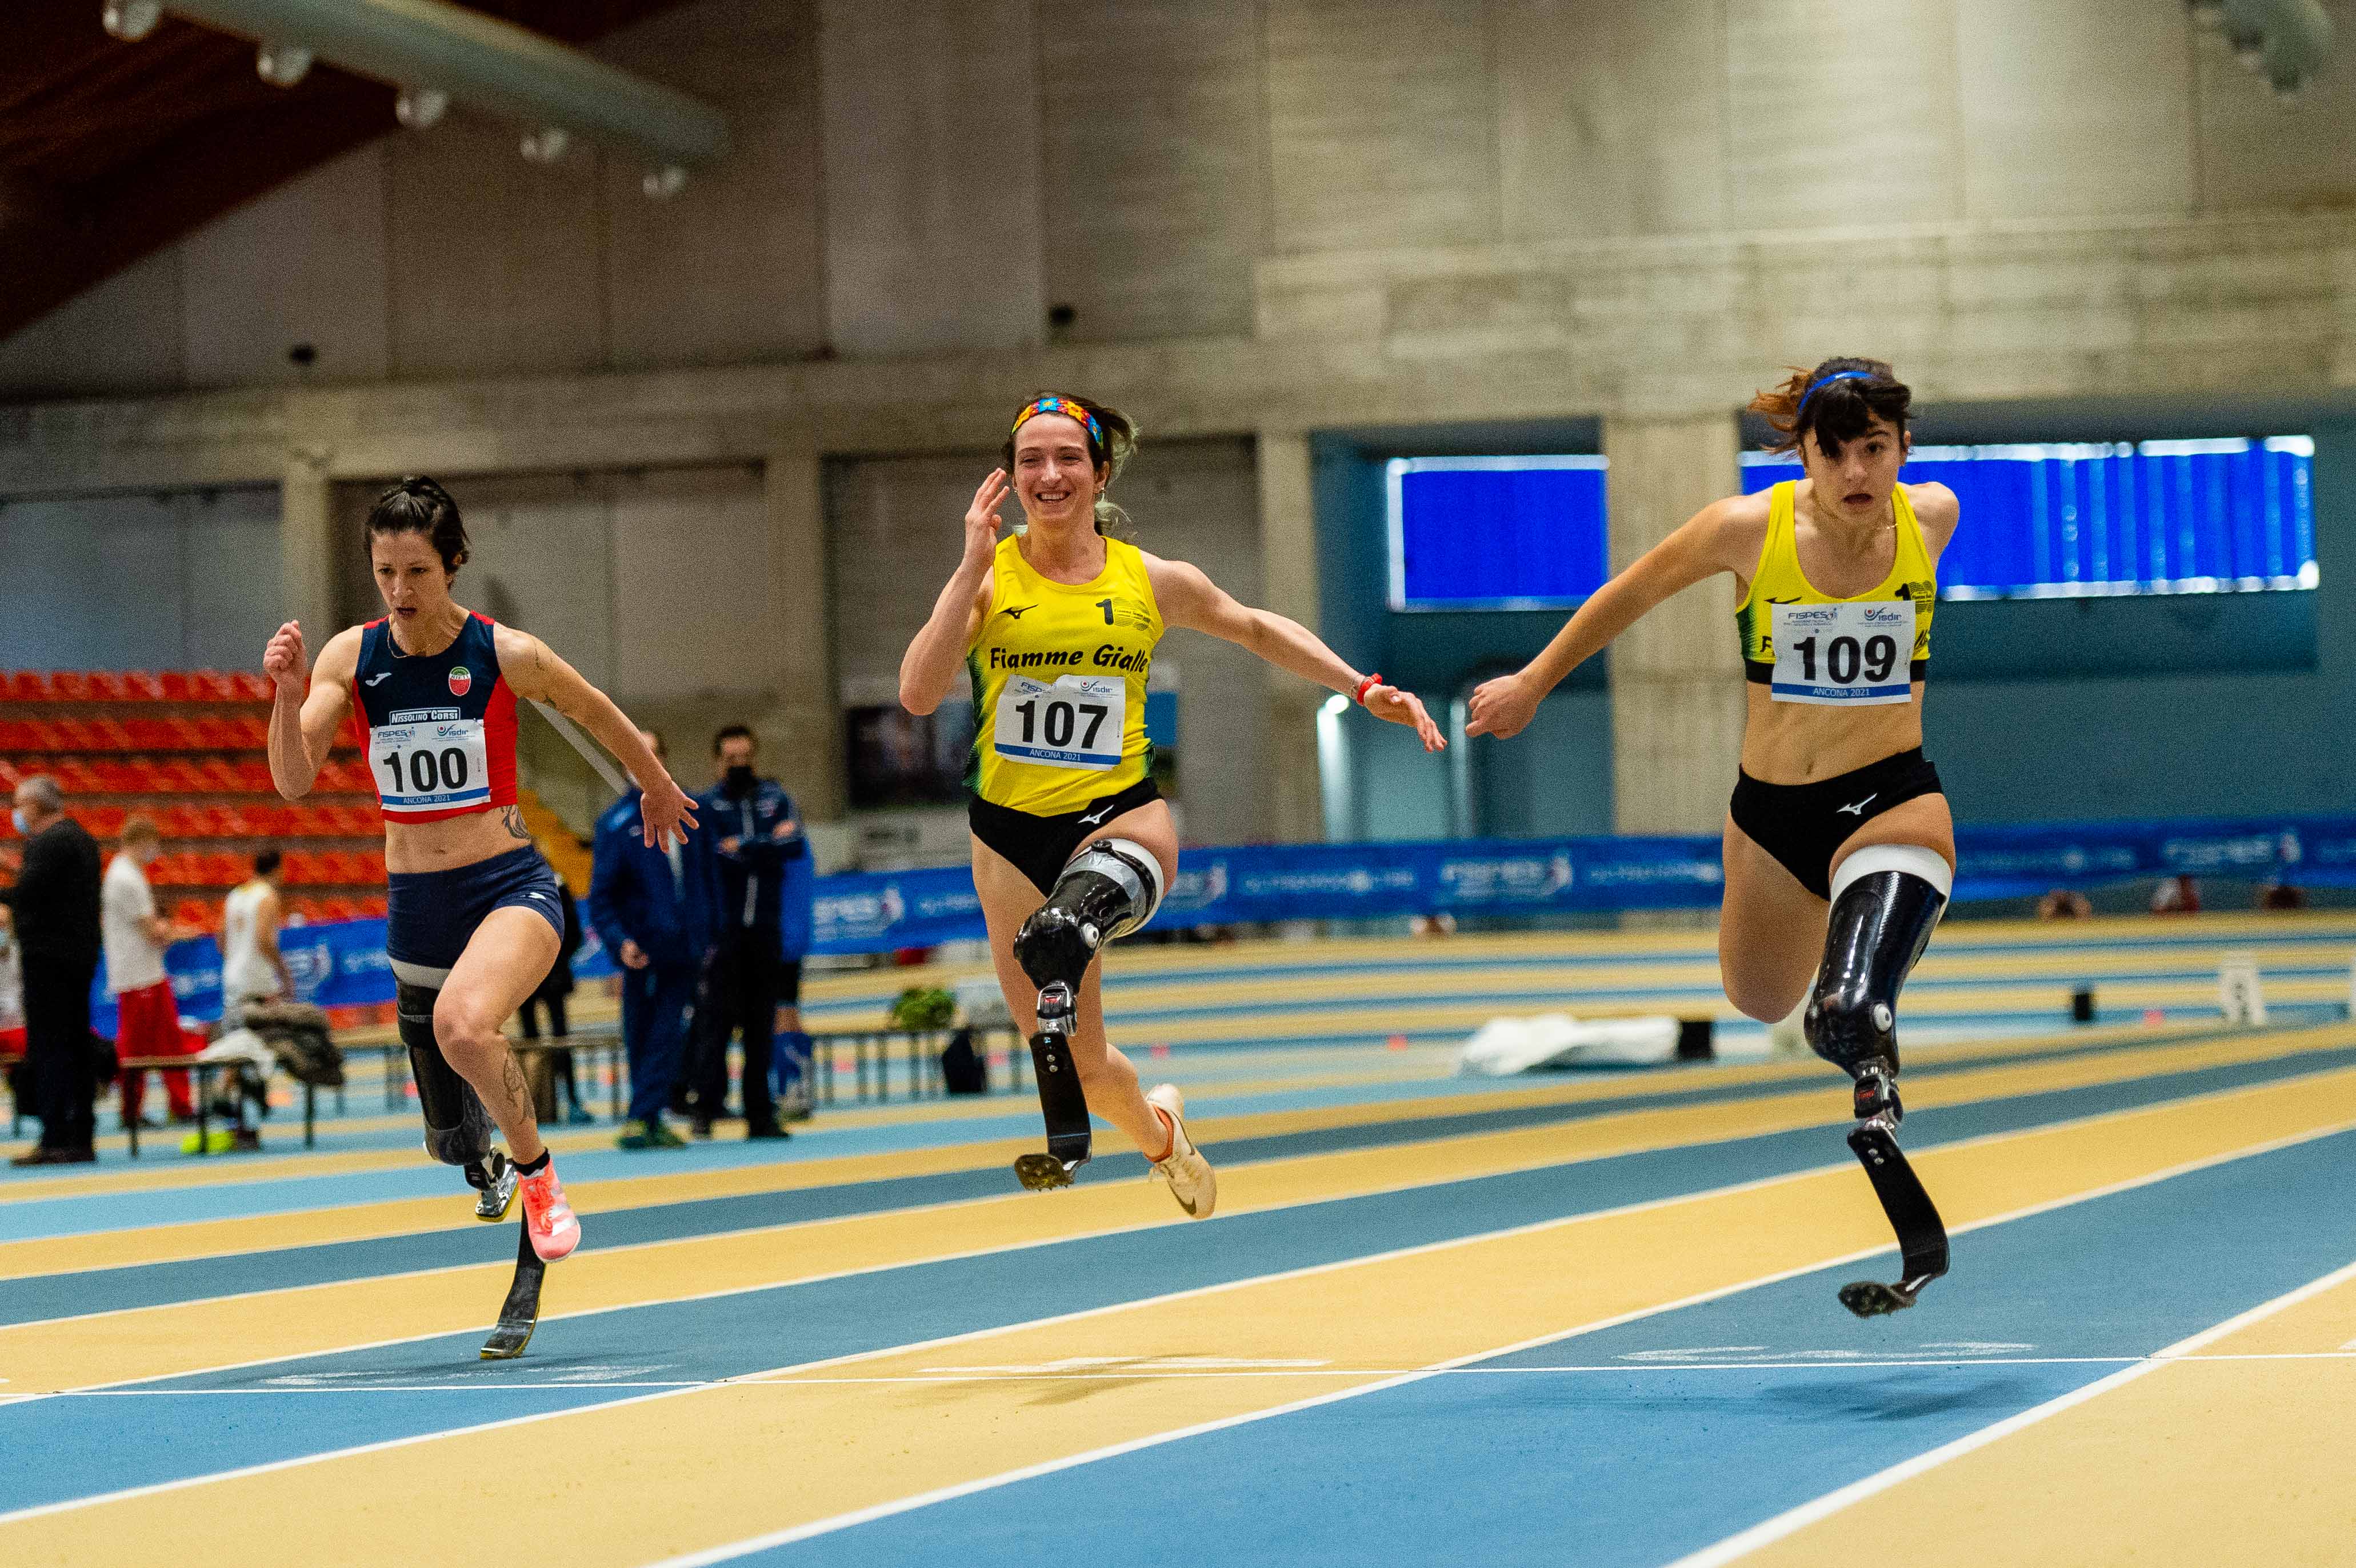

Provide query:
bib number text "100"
left=371, top=719, right=492, bottom=813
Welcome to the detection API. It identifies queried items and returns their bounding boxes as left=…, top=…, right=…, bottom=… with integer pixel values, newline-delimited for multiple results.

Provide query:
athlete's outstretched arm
left=900, top=470, right=1005, bottom=715
left=1467, top=495, right=1759, bottom=740
left=264, top=623, right=359, bottom=801
left=1148, top=557, right=1445, bottom=753
left=496, top=627, right=698, bottom=850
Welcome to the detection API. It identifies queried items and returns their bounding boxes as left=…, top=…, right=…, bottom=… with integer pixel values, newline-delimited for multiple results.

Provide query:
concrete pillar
left=1604, top=414, right=1746, bottom=835
left=1257, top=429, right=1326, bottom=843
left=280, top=450, right=335, bottom=650
left=764, top=444, right=845, bottom=822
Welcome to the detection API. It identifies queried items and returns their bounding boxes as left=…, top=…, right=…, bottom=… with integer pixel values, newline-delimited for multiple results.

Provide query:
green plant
left=888, top=985, right=956, bottom=1031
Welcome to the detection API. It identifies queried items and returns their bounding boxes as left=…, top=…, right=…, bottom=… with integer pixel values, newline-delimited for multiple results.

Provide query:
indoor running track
left=3, top=1016, right=2354, bottom=1565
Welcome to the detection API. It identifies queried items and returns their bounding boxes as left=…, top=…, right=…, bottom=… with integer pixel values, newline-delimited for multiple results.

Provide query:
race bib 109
left=1769, top=601, right=1914, bottom=706
left=993, top=674, right=1126, bottom=771
left=371, top=717, right=491, bottom=813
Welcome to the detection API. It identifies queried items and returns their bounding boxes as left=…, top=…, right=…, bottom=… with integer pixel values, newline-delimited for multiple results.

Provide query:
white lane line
left=29, top=1350, right=2356, bottom=1398
left=631, top=1114, right=2356, bottom=1567
left=2, top=1081, right=2348, bottom=1539
left=1661, top=1254, right=2356, bottom=1568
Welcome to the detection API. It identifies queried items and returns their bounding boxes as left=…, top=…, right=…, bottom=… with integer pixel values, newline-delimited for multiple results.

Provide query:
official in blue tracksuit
left=687, top=724, right=806, bottom=1137
left=587, top=730, right=722, bottom=1149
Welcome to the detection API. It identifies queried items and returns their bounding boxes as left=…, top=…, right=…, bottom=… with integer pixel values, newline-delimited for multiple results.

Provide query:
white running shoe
left=1145, top=1084, right=1215, bottom=1219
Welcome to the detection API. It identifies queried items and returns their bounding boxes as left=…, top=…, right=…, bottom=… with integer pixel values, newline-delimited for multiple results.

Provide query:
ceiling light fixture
left=642, top=166, right=687, bottom=199
left=101, top=0, right=163, bottom=40
left=255, top=39, right=313, bottom=86
left=394, top=86, right=447, bottom=129
left=519, top=127, right=570, bottom=162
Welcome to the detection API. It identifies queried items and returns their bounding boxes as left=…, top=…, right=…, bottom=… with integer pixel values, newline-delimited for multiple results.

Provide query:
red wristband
left=1353, top=673, right=1382, bottom=706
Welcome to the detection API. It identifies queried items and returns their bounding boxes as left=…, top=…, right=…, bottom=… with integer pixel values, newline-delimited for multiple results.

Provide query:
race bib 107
left=371, top=717, right=491, bottom=813
left=993, top=674, right=1126, bottom=770
left=1769, top=601, right=1915, bottom=706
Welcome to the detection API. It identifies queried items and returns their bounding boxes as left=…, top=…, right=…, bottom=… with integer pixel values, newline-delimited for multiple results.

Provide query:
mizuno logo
left=1002, top=605, right=1035, bottom=619
left=1078, top=803, right=1116, bottom=827
left=1836, top=794, right=1878, bottom=817
left=364, top=673, right=391, bottom=686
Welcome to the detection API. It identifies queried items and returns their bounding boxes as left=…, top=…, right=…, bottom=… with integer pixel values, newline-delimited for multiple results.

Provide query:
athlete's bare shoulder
left=1690, top=490, right=1772, bottom=575
left=1904, top=480, right=1962, bottom=551
left=312, top=625, right=365, bottom=682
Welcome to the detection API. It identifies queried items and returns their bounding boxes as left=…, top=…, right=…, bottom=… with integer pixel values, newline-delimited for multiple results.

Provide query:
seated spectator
left=2037, top=888, right=2093, bottom=920
left=2151, top=875, right=2201, bottom=916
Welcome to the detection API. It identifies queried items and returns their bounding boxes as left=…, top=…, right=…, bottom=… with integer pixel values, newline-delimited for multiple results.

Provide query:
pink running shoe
left=518, top=1162, right=581, bottom=1261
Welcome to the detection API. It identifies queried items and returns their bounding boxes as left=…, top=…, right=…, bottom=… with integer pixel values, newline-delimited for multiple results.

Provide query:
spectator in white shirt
left=102, top=817, right=196, bottom=1129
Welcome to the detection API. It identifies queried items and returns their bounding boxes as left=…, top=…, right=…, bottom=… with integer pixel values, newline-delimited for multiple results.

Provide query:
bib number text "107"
left=1769, top=601, right=1915, bottom=706
left=994, top=675, right=1126, bottom=771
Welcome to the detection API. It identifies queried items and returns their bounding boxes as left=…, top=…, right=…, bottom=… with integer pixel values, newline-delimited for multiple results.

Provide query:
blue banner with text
left=124, top=814, right=2355, bottom=1029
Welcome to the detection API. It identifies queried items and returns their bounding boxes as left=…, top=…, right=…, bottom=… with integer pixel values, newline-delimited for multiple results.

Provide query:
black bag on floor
left=939, top=1027, right=988, bottom=1095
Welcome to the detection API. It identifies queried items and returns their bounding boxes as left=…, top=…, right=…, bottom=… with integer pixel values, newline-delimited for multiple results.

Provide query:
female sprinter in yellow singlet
left=1468, top=358, right=1963, bottom=1317
left=901, top=395, right=1443, bottom=1214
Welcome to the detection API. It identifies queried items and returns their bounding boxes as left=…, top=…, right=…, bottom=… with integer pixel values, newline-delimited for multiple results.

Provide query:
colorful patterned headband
left=1011, top=395, right=1103, bottom=450
left=1795, top=369, right=1875, bottom=422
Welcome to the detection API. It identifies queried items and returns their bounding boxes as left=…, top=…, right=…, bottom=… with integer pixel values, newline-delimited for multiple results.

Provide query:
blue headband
left=1795, top=369, right=1874, bottom=422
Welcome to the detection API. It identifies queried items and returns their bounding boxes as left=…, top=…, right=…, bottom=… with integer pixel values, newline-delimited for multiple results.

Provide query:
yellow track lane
left=7, top=1057, right=2349, bottom=1565
left=5, top=1030, right=2353, bottom=1396
left=1736, top=1271, right=2356, bottom=1567
left=0, top=1017, right=2292, bottom=1275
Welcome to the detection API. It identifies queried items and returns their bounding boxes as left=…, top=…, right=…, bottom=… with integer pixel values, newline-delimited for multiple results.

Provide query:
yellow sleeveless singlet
left=1733, top=481, right=1935, bottom=705
left=966, top=532, right=1162, bottom=815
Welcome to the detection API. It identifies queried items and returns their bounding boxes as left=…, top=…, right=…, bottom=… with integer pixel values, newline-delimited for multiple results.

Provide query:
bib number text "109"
left=1769, top=601, right=1915, bottom=706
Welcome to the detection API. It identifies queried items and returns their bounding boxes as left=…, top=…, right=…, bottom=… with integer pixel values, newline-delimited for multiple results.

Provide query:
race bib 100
left=371, top=717, right=491, bottom=813
left=1769, top=601, right=1914, bottom=706
left=993, top=674, right=1126, bottom=770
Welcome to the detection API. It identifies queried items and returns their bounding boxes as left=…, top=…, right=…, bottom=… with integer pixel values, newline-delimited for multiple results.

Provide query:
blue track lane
left=1, top=1050, right=2346, bottom=1517
left=770, top=1127, right=2356, bottom=1568
left=2, top=1029, right=2337, bottom=1325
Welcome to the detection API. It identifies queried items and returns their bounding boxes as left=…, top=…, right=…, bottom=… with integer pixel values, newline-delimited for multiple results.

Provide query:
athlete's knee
left=1014, top=839, right=1166, bottom=992
left=1725, top=970, right=1807, bottom=1025
left=1803, top=845, right=1951, bottom=1080
left=431, top=989, right=505, bottom=1065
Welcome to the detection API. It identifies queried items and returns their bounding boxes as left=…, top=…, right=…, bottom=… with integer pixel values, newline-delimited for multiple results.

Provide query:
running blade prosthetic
left=480, top=1222, right=547, bottom=1359
left=1838, top=1118, right=1950, bottom=1317
left=1014, top=985, right=1092, bottom=1191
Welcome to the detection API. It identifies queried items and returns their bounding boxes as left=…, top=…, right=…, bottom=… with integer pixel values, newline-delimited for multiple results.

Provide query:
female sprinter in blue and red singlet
left=1469, top=358, right=1964, bottom=1317
left=263, top=478, right=698, bottom=1263
left=900, top=394, right=1444, bottom=1214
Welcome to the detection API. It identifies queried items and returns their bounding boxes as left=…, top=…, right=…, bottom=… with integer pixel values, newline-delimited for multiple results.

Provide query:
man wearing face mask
left=2, top=775, right=104, bottom=1165
left=685, top=724, right=803, bottom=1140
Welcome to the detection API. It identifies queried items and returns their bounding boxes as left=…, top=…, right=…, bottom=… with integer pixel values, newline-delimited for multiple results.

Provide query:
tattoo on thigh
left=501, top=806, right=530, bottom=842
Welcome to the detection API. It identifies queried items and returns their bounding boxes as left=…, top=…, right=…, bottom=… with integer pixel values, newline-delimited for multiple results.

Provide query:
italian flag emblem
left=447, top=666, right=472, bottom=697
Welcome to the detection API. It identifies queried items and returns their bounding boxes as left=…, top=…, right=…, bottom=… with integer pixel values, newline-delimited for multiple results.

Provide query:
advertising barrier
left=126, top=813, right=2355, bottom=1027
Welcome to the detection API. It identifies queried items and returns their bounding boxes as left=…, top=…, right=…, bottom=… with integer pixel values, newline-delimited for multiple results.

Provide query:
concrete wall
left=12, top=0, right=2356, bottom=399
left=7, top=0, right=2356, bottom=850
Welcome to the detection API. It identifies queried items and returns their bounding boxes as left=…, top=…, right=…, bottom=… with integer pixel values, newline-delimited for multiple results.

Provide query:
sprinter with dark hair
left=263, top=475, right=699, bottom=1265
left=901, top=393, right=1445, bottom=1214
left=1469, top=356, right=1963, bottom=1317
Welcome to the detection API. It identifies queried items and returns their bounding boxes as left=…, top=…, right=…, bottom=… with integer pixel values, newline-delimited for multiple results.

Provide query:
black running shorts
left=1728, top=747, right=1945, bottom=901
left=967, top=778, right=1163, bottom=897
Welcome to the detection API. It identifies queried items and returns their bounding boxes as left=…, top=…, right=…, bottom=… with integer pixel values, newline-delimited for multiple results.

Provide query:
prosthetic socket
left=1015, top=839, right=1166, bottom=1035
left=1804, top=866, right=1946, bottom=1126
left=398, top=981, right=500, bottom=1190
